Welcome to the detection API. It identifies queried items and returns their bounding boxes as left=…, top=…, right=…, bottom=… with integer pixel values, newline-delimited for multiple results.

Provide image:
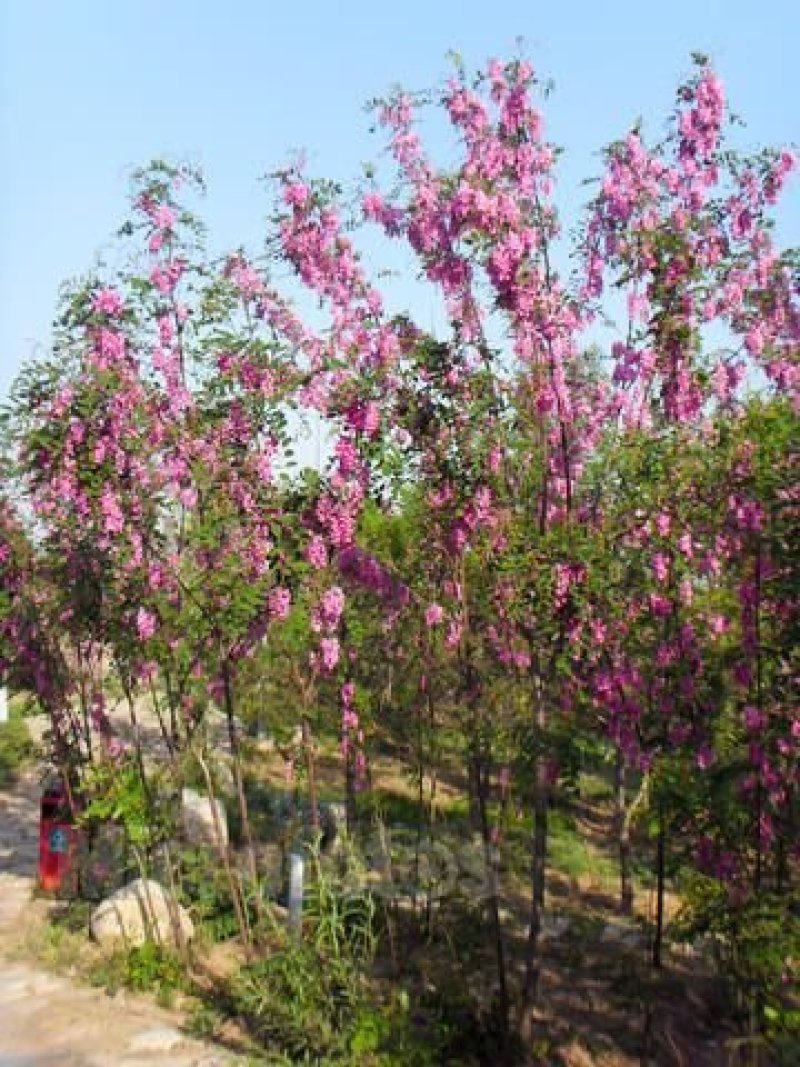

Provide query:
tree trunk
left=471, top=744, right=510, bottom=1049
left=195, top=750, right=252, bottom=954
left=302, top=719, right=320, bottom=834
left=615, top=750, right=634, bottom=916
left=521, top=674, right=550, bottom=1033
left=221, top=660, right=263, bottom=923
left=652, top=813, right=666, bottom=969
left=468, top=752, right=483, bottom=834
left=345, top=748, right=357, bottom=834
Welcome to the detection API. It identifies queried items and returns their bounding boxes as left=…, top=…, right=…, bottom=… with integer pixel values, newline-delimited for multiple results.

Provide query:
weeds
left=87, top=942, right=188, bottom=1006
left=0, top=704, right=34, bottom=787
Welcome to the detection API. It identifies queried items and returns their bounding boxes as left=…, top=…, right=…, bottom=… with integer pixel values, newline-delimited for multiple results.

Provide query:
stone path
left=0, top=773, right=244, bottom=1067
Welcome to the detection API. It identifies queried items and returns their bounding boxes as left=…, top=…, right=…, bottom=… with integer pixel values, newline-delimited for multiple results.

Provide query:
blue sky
left=1, top=0, right=798, bottom=400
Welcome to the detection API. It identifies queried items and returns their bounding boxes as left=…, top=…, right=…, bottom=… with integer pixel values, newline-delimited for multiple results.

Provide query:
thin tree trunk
left=521, top=672, right=550, bottom=1033
left=345, top=747, right=357, bottom=834
left=414, top=692, right=425, bottom=917
left=302, top=719, right=320, bottom=834
left=221, top=660, right=265, bottom=925
left=468, top=753, right=483, bottom=833
left=615, top=750, right=634, bottom=916
left=471, top=744, right=510, bottom=1048
left=652, top=812, right=666, bottom=969
left=196, top=751, right=252, bottom=954
left=753, top=540, right=764, bottom=897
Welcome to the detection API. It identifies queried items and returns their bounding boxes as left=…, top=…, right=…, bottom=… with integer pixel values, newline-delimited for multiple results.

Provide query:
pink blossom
left=136, top=608, right=157, bottom=641
left=283, top=181, right=311, bottom=209
left=744, top=325, right=765, bottom=355
left=743, top=705, right=765, bottom=732
left=319, top=586, right=345, bottom=629
left=179, top=485, right=198, bottom=508
left=320, top=636, right=340, bottom=672
left=654, top=512, right=671, bottom=537
left=268, top=586, right=292, bottom=620
left=100, top=488, right=124, bottom=535
left=306, top=535, right=329, bottom=570
left=150, top=260, right=185, bottom=295
left=362, top=402, right=381, bottom=437
left=92, top=288, right=124, bottom=317
left=444, top=619, right=463, bottom=650
left=709, top=614, right=730, bottom=637
left=649, top=593, right=673, bottom=618
left=335, top=436, right=359, bottom=476
left=652, top=552, right=670, bottom=585
left=425, top=603, right=444, bottom=627
left=152, top=204, right=176, bottom=230
left=696, top=745, right=715, bottom=770
left=733, top=661, right=753, bottom=688
left=96, top=328, right=126, bottom=364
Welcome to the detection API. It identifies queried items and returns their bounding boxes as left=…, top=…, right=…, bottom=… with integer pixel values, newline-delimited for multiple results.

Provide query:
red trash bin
left=39, top=779, right=81, bottom=894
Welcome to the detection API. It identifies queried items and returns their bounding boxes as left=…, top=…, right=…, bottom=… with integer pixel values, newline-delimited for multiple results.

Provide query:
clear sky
left=1, top=0, right=798, bottom=400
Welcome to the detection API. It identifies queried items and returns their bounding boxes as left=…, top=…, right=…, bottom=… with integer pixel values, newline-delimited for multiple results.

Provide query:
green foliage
left=0, top=705, right=34, bottom=787
left=232, top=941, right=361, bottom=1062
left=304, top=841, right=378, bottom=964
left=80, top=758, right=173, bottom=856
left=675, top=875, right=800, bottom=1048
left=177, top=845, right=243, bottom=942
left=232, top=947, right=444, bottom=1067
left=89, top=942, right=187, bottom=1006
left=224, top=840, right=389, bottom=1064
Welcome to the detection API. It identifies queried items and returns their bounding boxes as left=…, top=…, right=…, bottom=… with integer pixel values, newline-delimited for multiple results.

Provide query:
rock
left=90, top=878, right=194, bottom=948
left=268, top=901, right=289, bottom=924
left=560, top=1040, right=596, bottom=1067
left=540, top=915, right=571, bottom=942
left=600, top=920, right=643, bottom=948
left=127, top=1026, right=187, bottom=1053
left=326, top=802, right=347, bottom=829
left=212, top=758, right=236, bottom=796
left=24, top=713, right=49, bottom=747
left=181, top=788, right=228, bottom=849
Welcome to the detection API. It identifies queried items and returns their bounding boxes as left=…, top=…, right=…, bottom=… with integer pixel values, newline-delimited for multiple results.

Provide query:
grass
left=86, top=941, right=188, bottom=1007
left=0, top=694, right=36, bottom=788
left=8, top=902, right=91, bottom=972
left=18, top=900, right=190, bottom=1010
left=547, top=806, right=619, bottom=890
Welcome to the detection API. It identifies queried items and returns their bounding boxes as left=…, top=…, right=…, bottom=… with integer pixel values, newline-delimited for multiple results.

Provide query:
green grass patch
left=87, top=942, right=188, bottom=1006
left=0, top=697, right=35, bottom=788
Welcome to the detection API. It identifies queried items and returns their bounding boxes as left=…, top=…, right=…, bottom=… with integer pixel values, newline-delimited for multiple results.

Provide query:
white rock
left=326, top=802, right=347, bottom=829
left=600, top=921, right=643, bottom=948
left=181, top=788, right=228, bottom=849
left=90, top=878, right=194, bottom=948
left=24, top=713, right=49, bottom=746
left=540, top=915, right=571, bottom=942
left=127, top=1026, right=187, bottom=1053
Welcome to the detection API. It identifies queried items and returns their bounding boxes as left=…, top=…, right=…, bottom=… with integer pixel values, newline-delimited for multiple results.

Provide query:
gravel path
left=0, top=772, right=242, bottom=1067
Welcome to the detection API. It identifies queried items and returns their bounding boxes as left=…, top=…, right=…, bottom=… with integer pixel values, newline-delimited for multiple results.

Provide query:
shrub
left=675, top=874, right=800, bottom=1057
left=0, top=707, right=34, bottom=788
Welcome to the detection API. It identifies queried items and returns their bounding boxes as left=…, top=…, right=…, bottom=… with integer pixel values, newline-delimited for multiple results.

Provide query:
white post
left=288, top=851, right=304, bottom=935
left=0, top=687, right=8, bottom=724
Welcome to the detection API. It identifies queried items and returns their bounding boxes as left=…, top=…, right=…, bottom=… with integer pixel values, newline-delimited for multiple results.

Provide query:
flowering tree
left=0, top=51, right=796, bottom=1058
